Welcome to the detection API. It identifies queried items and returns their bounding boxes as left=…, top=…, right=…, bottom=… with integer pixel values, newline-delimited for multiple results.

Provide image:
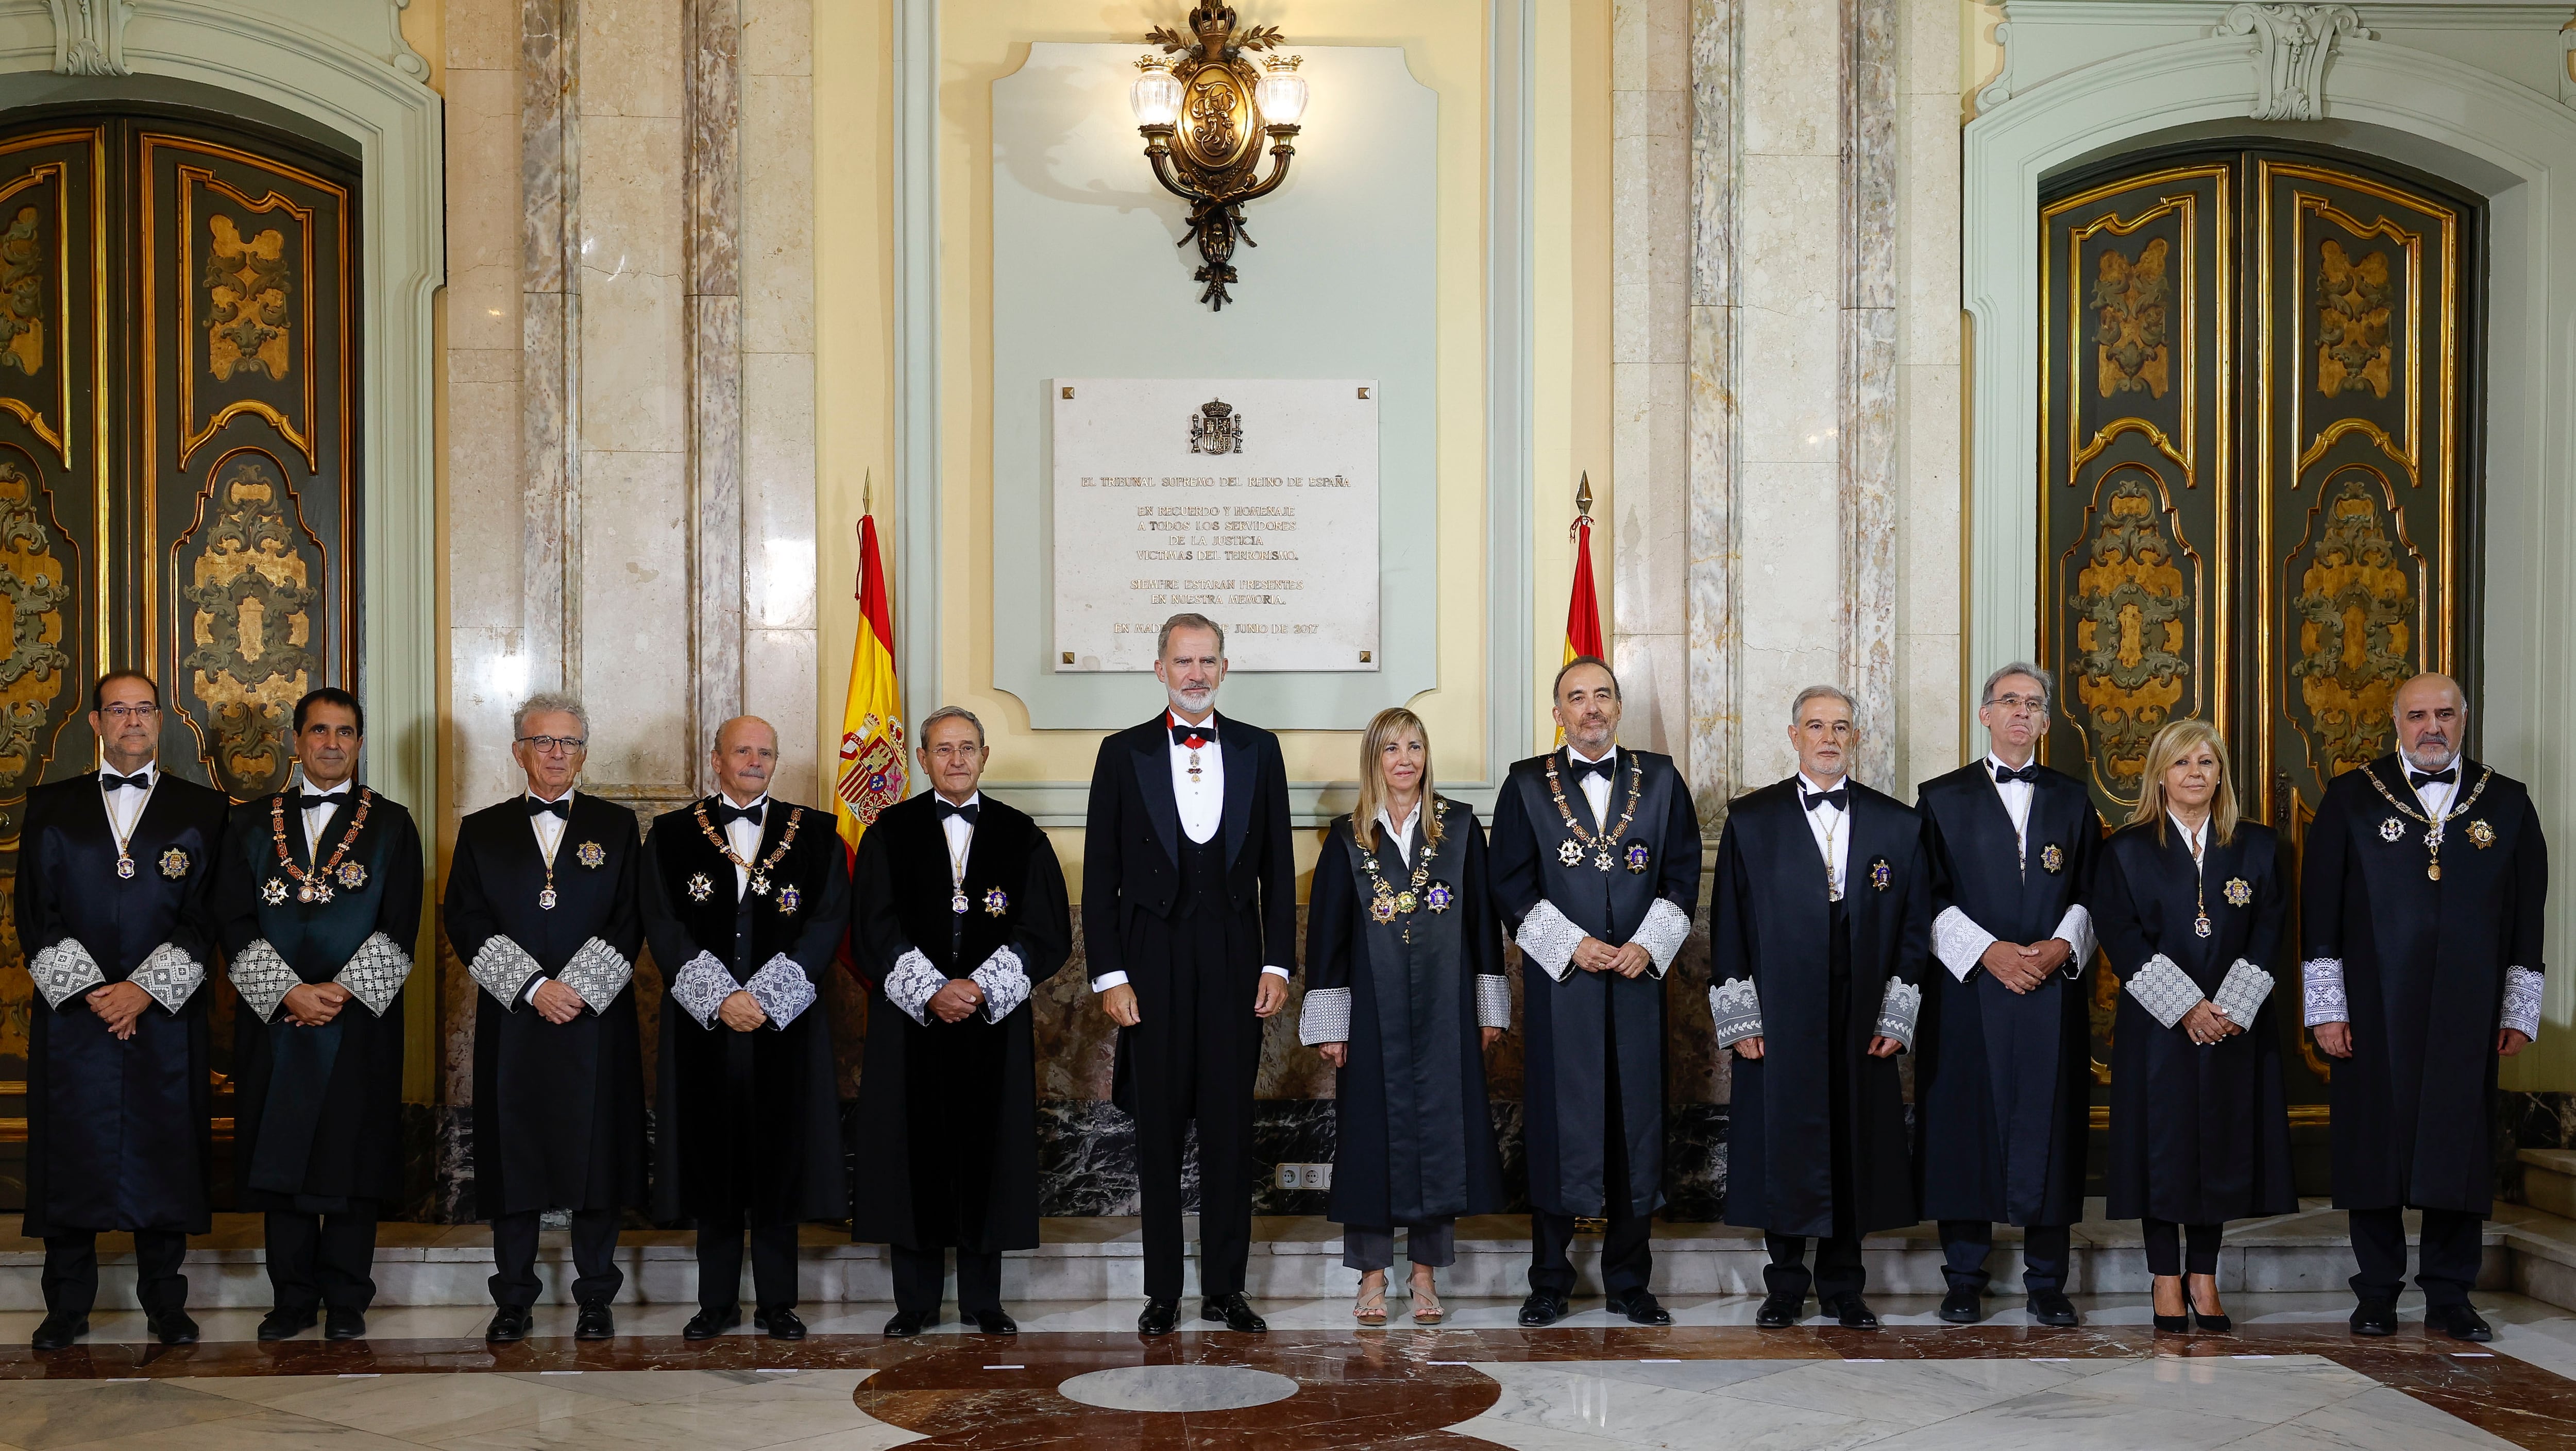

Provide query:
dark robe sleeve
left=1256, top=731, right=1297, bottom=977
left=2090, top=839, right=2152, bottom=978
left=1302, top=828, right=1356, bottom=998
left=1079, top=743, right=1126, bottom=988
left=1458, top=814, right=1506, bottom=985
left=440, top=831, right=526, bottom=1015
left=1654, top=772, right=1704, bottom=913
left=846, top=825, right=909, bottom=991
left=376, top=809, right=427, bottom=949
left=13, top=787, right=66, bottom=958
left=1917, top=787, right=1964, bottom=934
left=2066, top=796, right=2108, bottom=969
left=2301, top=780, right=2352, bottom=966
left=2512, top=795, right=2550, bottom=976
left=2248, top=834, right=2288, bottom=975
left=637, top=825, right=705, bottom=978
left=1707, top=812, right=1754, bottom=989
left=1892, top=825, right=1933, bottom=993
left=600, top=813, right=646, bottom=961
left=212, top=803, right=265, bottom=958
left=785, top=843, right=852, bottom=986
left=1488, top=772, right=1541, bottom=933
left=1012, top=830, right=1073, bottom=986
left=165, top=805, right=225, bottom=974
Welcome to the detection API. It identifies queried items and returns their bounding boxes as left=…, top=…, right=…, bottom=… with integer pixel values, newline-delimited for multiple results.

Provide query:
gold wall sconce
left=1129, top=6, right=1309, bottom=311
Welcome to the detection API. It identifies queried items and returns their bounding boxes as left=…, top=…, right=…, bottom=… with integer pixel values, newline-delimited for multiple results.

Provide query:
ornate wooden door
left=2039, top=146, right=2477, bottom=1192
left=0, top=111, right=359, bottom=1206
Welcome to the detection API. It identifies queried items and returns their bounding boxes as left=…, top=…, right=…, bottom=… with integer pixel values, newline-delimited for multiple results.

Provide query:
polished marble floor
left=7, top=1293, right=2576, bottom=1449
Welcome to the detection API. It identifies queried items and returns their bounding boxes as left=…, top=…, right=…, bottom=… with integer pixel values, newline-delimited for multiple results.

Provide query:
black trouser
left=2350, top=1205, right=2483, bottom=1307
left=1530, top=987, right=1654, bottom=1300
left=890, top=1243, right=1003, bottom=1320
left=42, top=1229, right=190, bottom=1320
left=1767, top=902, right=1862, bottom=1305
left=265, top=1204, right=380, bottom=1312
left=1137, top=884, right=1255, bottom=1302
left=697, top=1210, right=800, bottom=1314
left=1941, top=1221, right=2072, bottom=1296
left=2143, top=1218, right=2223, bottom=1276
left=1765, top=1232, right=1866, bottom=1302
left=489, top=1208, right=625, bottom=1309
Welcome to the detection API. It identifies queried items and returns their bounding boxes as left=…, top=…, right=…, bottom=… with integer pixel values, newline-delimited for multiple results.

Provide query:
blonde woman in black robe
left=1301, top=708, right=1510, bottom=1325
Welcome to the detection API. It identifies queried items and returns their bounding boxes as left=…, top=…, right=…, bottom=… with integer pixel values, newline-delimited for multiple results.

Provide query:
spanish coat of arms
left=836, top=713, right=907, bottom=827
left=1189, top=397, right=1244, bottom=455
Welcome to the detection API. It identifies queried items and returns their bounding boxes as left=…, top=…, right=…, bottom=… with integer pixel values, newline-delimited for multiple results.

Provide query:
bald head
left=2392, top=673, right=2466, bottom=772
left=711, top=715, right=780, bottom=805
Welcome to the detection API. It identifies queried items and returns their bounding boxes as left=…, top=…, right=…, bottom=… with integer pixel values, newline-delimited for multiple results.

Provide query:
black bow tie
left=101, top=771, right=149, bottom=791
left=1170, top=721, right=1215, bottom=747
left=526, top=796, right=570, bottom=818
left=712, top=800, right=764, bottom=827
left=2409, top=767, right=2458, bottom=791
left=298, top=792, right=346, bottom=812
left=1567, top=754, right=1616, bottom=781
left=1804, top=787, right=1849, bottom=813
left=934, top=798, right=979, bottom=823
left=1992, top=763, right=2040, bottom=786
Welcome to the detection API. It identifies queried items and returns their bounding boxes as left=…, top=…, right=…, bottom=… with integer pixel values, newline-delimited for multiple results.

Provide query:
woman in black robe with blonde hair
left=1301, top=707, right=1510, bottom=1325
left=2095, top=718, right=2295, bottom=1334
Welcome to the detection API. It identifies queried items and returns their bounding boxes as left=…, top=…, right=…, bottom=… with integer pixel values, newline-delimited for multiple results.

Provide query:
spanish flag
left=833, top=508, right=907, bottom=864
left=1565, top=512, right=1604, bottom=666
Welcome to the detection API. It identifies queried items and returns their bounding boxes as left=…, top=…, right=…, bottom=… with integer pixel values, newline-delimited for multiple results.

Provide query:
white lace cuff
left=1476, top=973, right=1513, bottom=1030
left=1299, top=984, right=1352, bottom=1045
left=884, top=949, right=946, bottom=1026
left=130, top=942, right=205, bottom=1014
left=29, top=938, right=107, bottom=1009
left=332, top=932, right=412, bottom=1017
left=670, top=951, right=737, bottom=1028
left=2301, top=957, right=2348, bottom=1027
left=2054, top=905, right=2097, bottom=978
left=1515, top=900, right=1585, bottom=983
left=227, top=938, right=297, bottom=1022
left=2126, top=953, right=2204, bottom=1029
left=1632, top=899, right=1690, bottom=978
left=2504, top=965, right=2544, bottom=1041
left=1710, top=977, right=1763, bottom=1046
left=1931, top=907, right=1996, bottom=982
left=972, top=946, right=1031, bottom=1022
left=469, top=935, right=543, bottom=1006
left=556, top=936, right=634, bottom=1011
left=1875, top=978, right=1924, bottom=1049
left=744, top=953, right=817, bottom=1028
left=2213, top=959, right=2274, bottom=1030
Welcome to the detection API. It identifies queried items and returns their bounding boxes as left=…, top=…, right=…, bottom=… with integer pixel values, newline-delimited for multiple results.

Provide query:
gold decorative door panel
left=2038, top=147, right=2478, bottom=1194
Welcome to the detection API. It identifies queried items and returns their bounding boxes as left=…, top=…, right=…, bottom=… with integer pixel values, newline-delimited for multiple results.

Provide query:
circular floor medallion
left=1054, top=1364, right=1301, bottom=1412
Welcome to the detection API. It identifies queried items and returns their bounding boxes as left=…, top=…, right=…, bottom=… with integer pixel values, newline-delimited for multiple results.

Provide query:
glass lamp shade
left=1131, top=63, right=1183, bottom=127
left=1257, top=60, right=1308, bottom=128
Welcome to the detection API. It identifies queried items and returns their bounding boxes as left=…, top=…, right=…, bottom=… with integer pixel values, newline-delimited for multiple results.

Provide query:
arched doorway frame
left=1964, top=8, right=2576, bottom=1083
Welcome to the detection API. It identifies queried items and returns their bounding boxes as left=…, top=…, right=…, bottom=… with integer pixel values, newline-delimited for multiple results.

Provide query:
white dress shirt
left=938, top=791, right=981, bottom=883
left=1170, top=712, right=1223, bottom=844
left=1987, top=753, right=2035, bottom=858
left=2172, top=810, right=2208, bottom=865
left=717, top=792, right=770, bottom=895
left=101, top=759, right=157, bottom=841
left=1929, top=755, right=2099, bottom=981
left=300, top=779, right=353, bottom=856
left=2410, top=761, right=2460, bottom=826
left=1375, top=800, right=1421, bottom=867
left=522, top=789, right=576, bottom=1002
left=1567, top=744, right=1617, bottom=828
left=1797, top=771, right=1851, bottom=899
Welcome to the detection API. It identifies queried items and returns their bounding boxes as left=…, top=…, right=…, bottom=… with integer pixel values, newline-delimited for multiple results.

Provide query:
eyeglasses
left=1987, top=694, right=2047, bottom=715
left=518, top=735, right=587, bottom=754
left=98, top=703, right=158, bottom=723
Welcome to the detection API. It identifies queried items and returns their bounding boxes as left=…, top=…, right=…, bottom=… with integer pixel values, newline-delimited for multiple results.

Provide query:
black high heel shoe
left=2188, top=1289, right=2232, bottom=1333
left=2151, top=1275, right=2189, bottom=1334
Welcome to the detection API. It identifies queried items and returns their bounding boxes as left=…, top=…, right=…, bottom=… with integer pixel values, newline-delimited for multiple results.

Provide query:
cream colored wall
left=815, top=1, right=1615, bottom=895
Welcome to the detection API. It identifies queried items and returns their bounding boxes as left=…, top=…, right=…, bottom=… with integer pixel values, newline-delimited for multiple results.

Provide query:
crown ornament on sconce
left=1130, top=6, right=1307, bottom=311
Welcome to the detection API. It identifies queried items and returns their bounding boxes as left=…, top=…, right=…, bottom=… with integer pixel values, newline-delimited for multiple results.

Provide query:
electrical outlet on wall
left=1273, top=1162, right=1333, bottom=1191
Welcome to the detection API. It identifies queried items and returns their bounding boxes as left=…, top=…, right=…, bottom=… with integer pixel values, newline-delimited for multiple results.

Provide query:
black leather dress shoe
left=754, top=1308, right=807, bottom=1341
left=2026, top=1290, right=2079, bottom=1327
left=2349, top=1298, right=2398, bottom=1337
left=1201, top=1292, right=1267, bottom=1332
left=148, top=1310, right=200, bottom=1346
left=1937, top=1287, right=1982, bottom=1324
left=1754, top=1293, right=1804, bottom=1328
left=883, top=1310, right=926, bottom=1337
left=1824, top=1294, right=1880, bottom=1329
left=1606, top=1290, right=1672, bottom=1326
left=486, top=1306, right=533, bottom=1344
left=258, top=1307, right=317, bottom=1341
left=2428, top=1303, right=2495, bottom=1342
left=684, top=1305, right=742, bottom=1341
left=575, top=1303, right=614, bottom=1341
left=1137, top=1298, right=1179, bottom=1335
left=1518, top=1292, right=1569, bottom=1327
left=29, top=1313, right=87, bottom=1351
left=971, top=1308, right=1019, bottom=1335
left=324, top=1307, right=368, bottom=1341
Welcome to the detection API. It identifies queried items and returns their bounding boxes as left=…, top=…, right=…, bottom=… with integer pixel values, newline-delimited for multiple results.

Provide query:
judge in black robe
left=1081, top=616, right=1296, bottom=1335
left=1489, top=658, right=1701, bottom=1328
left=443, top=694, right=646, bottom=1344
left=849, top=707, right=1070, bottom=1336
left=1301, top=709, right=1510, bottom=1324
left=1912, top=664, right=2102, bottom=1325
left=2093, top=721, right=2293, bottom=1333
left=643, top=715, right=849, bottom=1341
left=17, top=671, right=229, bottom=1350
left=1710, top=686, right=1928, bottom=1329
left=2304, top=673, right=2547, bottom=1342
left=215, top=688, right=424, bottom=1343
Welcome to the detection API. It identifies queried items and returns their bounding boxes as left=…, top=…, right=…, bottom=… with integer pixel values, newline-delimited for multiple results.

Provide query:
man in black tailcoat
left=643, top=715, right=848, bottom=1342
left=850, top=705, right=1070, bottom=1337
left=18, top=671, right=229, bottom=1350
left=1913, top=662, right=2102, bottom=1326
left=1710, top=685, right=1930, bottom=1330
left=2306, top=672, right=2547, bottom=1342
left=444, top=692, right=646, bottom=1344
left=1084, top=612, right=1296, bottom=1336
left=1489, top=656, right=1702, bottom=1328
left=216, top=687, right=425, bottom=1343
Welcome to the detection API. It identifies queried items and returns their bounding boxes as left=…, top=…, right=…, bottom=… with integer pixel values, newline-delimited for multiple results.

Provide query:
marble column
left=1894, top=0, right=1964, bottom=789
left=1685, top=0, right=1739, bottom=817
left=1842, top=0, right=1900, bottom=789
left=687, top=0, right=745, bottom=798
